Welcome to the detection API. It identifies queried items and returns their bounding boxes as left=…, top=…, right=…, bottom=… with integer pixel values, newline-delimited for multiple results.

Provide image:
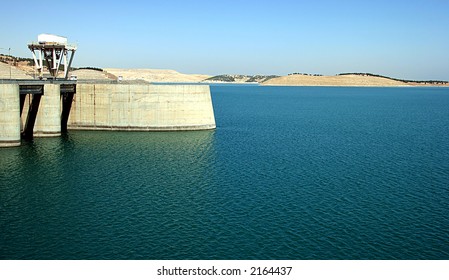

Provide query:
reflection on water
left=1, top=130, right=217, bottom=259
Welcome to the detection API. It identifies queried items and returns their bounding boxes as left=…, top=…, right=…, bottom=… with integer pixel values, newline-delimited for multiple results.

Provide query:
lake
left=1, top=85, right=449, bottom=259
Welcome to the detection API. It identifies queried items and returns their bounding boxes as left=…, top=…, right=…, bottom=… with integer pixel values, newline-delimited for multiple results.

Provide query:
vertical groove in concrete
left=0, top=84, right=21, bottom=147
left=34, top=84, right=62, bottom=137
left=61, top=92, right=75, bottom=133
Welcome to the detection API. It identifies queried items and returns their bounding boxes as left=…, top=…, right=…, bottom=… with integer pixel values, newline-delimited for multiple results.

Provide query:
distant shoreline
left=261, top=84, right=448, bottom=88
left=1, top=55, right=448, bottom=87
left=261, top=74, right=449, bottom=87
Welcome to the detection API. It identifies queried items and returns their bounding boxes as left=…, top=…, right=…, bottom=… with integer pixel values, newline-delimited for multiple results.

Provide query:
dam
left=0, top=80, right=216, bottom=148
left=69, top=83, right=215, bottom=131
left=0, top=34, right=215, bottom=148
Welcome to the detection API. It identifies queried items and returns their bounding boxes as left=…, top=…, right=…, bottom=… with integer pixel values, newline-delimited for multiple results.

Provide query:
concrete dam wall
left=68, top=84, right=216, bottom=131
left=0, top=84, right=21, bottom=147
left=0, top=83, right=216, bottom=148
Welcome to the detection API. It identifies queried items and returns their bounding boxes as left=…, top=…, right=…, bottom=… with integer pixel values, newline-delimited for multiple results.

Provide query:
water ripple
left=2, top=86, right=449, bottom=259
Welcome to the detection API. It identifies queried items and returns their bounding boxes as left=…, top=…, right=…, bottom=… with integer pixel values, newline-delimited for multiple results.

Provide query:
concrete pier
left=0, top=84, right=21, bottom=147
left=33, top=84, right=61, bottom=137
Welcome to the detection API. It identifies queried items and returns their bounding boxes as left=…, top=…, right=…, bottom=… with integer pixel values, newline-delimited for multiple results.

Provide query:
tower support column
left=33, top=84, right=61, bottom=137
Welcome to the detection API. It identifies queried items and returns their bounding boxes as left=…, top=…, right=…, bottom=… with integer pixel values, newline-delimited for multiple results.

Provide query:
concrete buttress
left=33, top=84, right=61, bottom=137
left=0, top=84, right=21, bottom=147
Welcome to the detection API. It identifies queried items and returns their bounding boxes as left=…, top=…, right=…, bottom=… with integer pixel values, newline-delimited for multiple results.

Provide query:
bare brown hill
left=263, top=74, right=409, bottom=87
left=104, top=68, right=210, bottom=83
left=0, top=61, right=33, bottom=79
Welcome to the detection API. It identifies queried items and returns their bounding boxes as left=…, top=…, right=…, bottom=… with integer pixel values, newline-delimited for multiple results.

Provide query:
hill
left=0, top=61, right=33, bottom=79
left=104, top=68, right=210, bottom=83
left=67, top=68, right=116, bottom=81
left=0, top=54, right=210, bottom=82
left=263, top=73, right=449, bottom=87
left=205, top=74, right=279, bottom=83
left=1, top=53, right=447, bottom=85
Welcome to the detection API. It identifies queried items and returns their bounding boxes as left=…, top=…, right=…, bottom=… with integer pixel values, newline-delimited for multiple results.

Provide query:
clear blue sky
left=1, top=0, right=448, bottom=80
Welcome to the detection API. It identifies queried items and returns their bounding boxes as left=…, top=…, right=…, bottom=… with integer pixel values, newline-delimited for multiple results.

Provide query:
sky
left=1, top=0, right=448, bottom=80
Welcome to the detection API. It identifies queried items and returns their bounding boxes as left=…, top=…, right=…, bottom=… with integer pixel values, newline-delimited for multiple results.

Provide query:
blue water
left=1, top=85, right=449, bottom=259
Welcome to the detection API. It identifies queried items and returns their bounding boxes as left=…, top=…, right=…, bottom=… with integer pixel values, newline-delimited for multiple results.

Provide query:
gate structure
left=28, top=34, right=76, bottom=79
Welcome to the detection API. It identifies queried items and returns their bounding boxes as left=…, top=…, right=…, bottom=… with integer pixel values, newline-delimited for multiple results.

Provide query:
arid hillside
left=0, top=61, right=33, bottom=79
left=104, top=68, right=210, bottom=83
left=263, top=74, right=409, bottom=86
